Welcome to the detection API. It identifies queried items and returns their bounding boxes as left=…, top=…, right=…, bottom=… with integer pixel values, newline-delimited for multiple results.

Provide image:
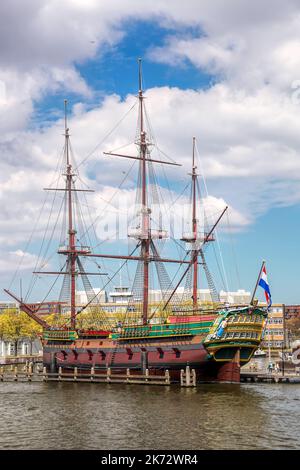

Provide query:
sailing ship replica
left=5, top=61, right=268, bottom=383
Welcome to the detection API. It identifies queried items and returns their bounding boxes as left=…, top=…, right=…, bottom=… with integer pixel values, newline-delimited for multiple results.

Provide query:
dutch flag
left=258, top=264, right=272, bottom=308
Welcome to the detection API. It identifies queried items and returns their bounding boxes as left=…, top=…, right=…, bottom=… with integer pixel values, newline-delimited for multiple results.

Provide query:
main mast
left=64, top=100, right=77, bottom=329
left=138, top=59, right=150, bottom=325
left=191, top=137, right=198, bottom=308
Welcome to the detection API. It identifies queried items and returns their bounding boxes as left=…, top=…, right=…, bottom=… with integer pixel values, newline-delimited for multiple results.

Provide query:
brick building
left=285, top=305, right=300, bottom=320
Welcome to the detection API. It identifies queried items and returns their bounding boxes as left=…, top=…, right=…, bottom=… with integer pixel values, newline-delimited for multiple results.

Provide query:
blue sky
left=1, top=1, right=300, bottom=305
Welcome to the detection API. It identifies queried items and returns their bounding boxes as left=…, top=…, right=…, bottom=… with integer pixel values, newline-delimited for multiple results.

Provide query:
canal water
left=0, top=381, right=299, bottom=450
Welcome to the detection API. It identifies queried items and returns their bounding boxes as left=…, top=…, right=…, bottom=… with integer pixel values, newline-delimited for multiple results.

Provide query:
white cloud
left=0, top=249, right=38, bottom=273
left=2, top=0, right=300, bottom=296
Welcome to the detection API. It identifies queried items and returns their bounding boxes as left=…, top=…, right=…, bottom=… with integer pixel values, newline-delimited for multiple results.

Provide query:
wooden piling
left=185, top=366, right=191, bottom=387
left=28, top=362, right=33, bottom=381
left=180, top=369, right=184, bottom=386
left=191, top=369, right=196, bottom=386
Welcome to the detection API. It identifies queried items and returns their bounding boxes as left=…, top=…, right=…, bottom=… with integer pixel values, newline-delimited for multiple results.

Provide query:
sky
left=1, top=0, right=300, bottom=304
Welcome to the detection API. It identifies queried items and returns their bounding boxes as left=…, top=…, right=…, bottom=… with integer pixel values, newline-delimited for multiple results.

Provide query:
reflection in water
left=0, top=382, right=299, bottom=449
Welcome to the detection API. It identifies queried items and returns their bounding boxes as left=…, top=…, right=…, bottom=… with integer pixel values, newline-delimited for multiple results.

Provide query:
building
left=261, top=303, right=286, bottom=350
left=285, top=305, right=300, bottom=320
left=0, top=301, right=18, bottom=313
left=76, top=289, right=107, bottom=306
left=0, top=338, right=42, bottom=359
left=27, top=301, right=68, bottom=316
left=219, top=289, right=251, bottom=305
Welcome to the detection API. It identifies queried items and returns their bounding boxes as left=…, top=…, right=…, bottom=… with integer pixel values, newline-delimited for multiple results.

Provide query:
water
left=0, top=381, right=299, bottom=450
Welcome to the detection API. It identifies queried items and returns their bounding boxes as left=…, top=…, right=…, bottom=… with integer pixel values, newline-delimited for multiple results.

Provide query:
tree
left=0, top=309, right=42, bottom=355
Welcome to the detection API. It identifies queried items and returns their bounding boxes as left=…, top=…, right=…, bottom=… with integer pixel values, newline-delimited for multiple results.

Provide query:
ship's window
left=157, top=348, right=164, bottom=359
left=233, top=317, right=239, bottom=323
left=72, top=350, right=78, bottom=360
left=126, top=348, right=133, bottom=360
left=246, top=332, right=252, bottom=338
left=240, top=332, right=246, bottom=338
left=87, top=350, right=93, bottom=360
left=251, top=332, right=258, bottom=339
left=227, top=332, right=234, bottom=338
left=60, top=350, right=67, bottom=360
left=173, top=348, right=181, bottom=358
left=99, top=350, right=106, bottom=360
left=233, top=332, right=240, bottom=338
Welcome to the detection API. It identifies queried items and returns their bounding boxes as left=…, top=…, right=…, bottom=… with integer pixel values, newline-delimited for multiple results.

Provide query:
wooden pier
left=0, top=364, right=199, bottom=387
left=0, top=354, right=42, bottom=366
left=4, top=364, right=299, bottom=386
left=241, top=370, right=300, bottom=383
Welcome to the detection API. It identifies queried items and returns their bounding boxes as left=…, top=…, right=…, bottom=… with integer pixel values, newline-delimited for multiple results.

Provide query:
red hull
left=43, top=336, right=241, bottom=383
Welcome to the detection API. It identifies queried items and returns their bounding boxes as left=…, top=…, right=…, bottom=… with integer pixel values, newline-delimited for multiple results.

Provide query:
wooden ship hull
left=42, top=307, right=267, bottom=383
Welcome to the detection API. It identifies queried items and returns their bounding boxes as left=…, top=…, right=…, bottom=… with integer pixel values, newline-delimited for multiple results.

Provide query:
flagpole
left=250, top=260, right=265, bottom=305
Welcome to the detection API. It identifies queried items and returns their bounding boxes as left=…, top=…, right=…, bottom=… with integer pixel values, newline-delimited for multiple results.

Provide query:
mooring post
left=14, top=366, right=18, bottom=382
left=43, top=366, right=47, bottom=381
left=28, top=362, right=33, bottom=381
left=165, top=369, right=170, bottom=385
left=191, top=369, right=196, bottom=386
left=74, top=367, right=78, bottom=381
left=126, top=368, right=130, bottom=383
left=91, top=366, right=95, bottom=381
left=145, top=368, right=149, bottom=382
left=180, top=369, right=184, bottom=386
left=107, top=367, right=111, bottom=383
left=58, top=367, right=62, bottom=381
left=141, top=350, right=148, bottom=374
left=50, top=352, right=57, bottom=374
left=185, top=365, right=191, bottom=387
